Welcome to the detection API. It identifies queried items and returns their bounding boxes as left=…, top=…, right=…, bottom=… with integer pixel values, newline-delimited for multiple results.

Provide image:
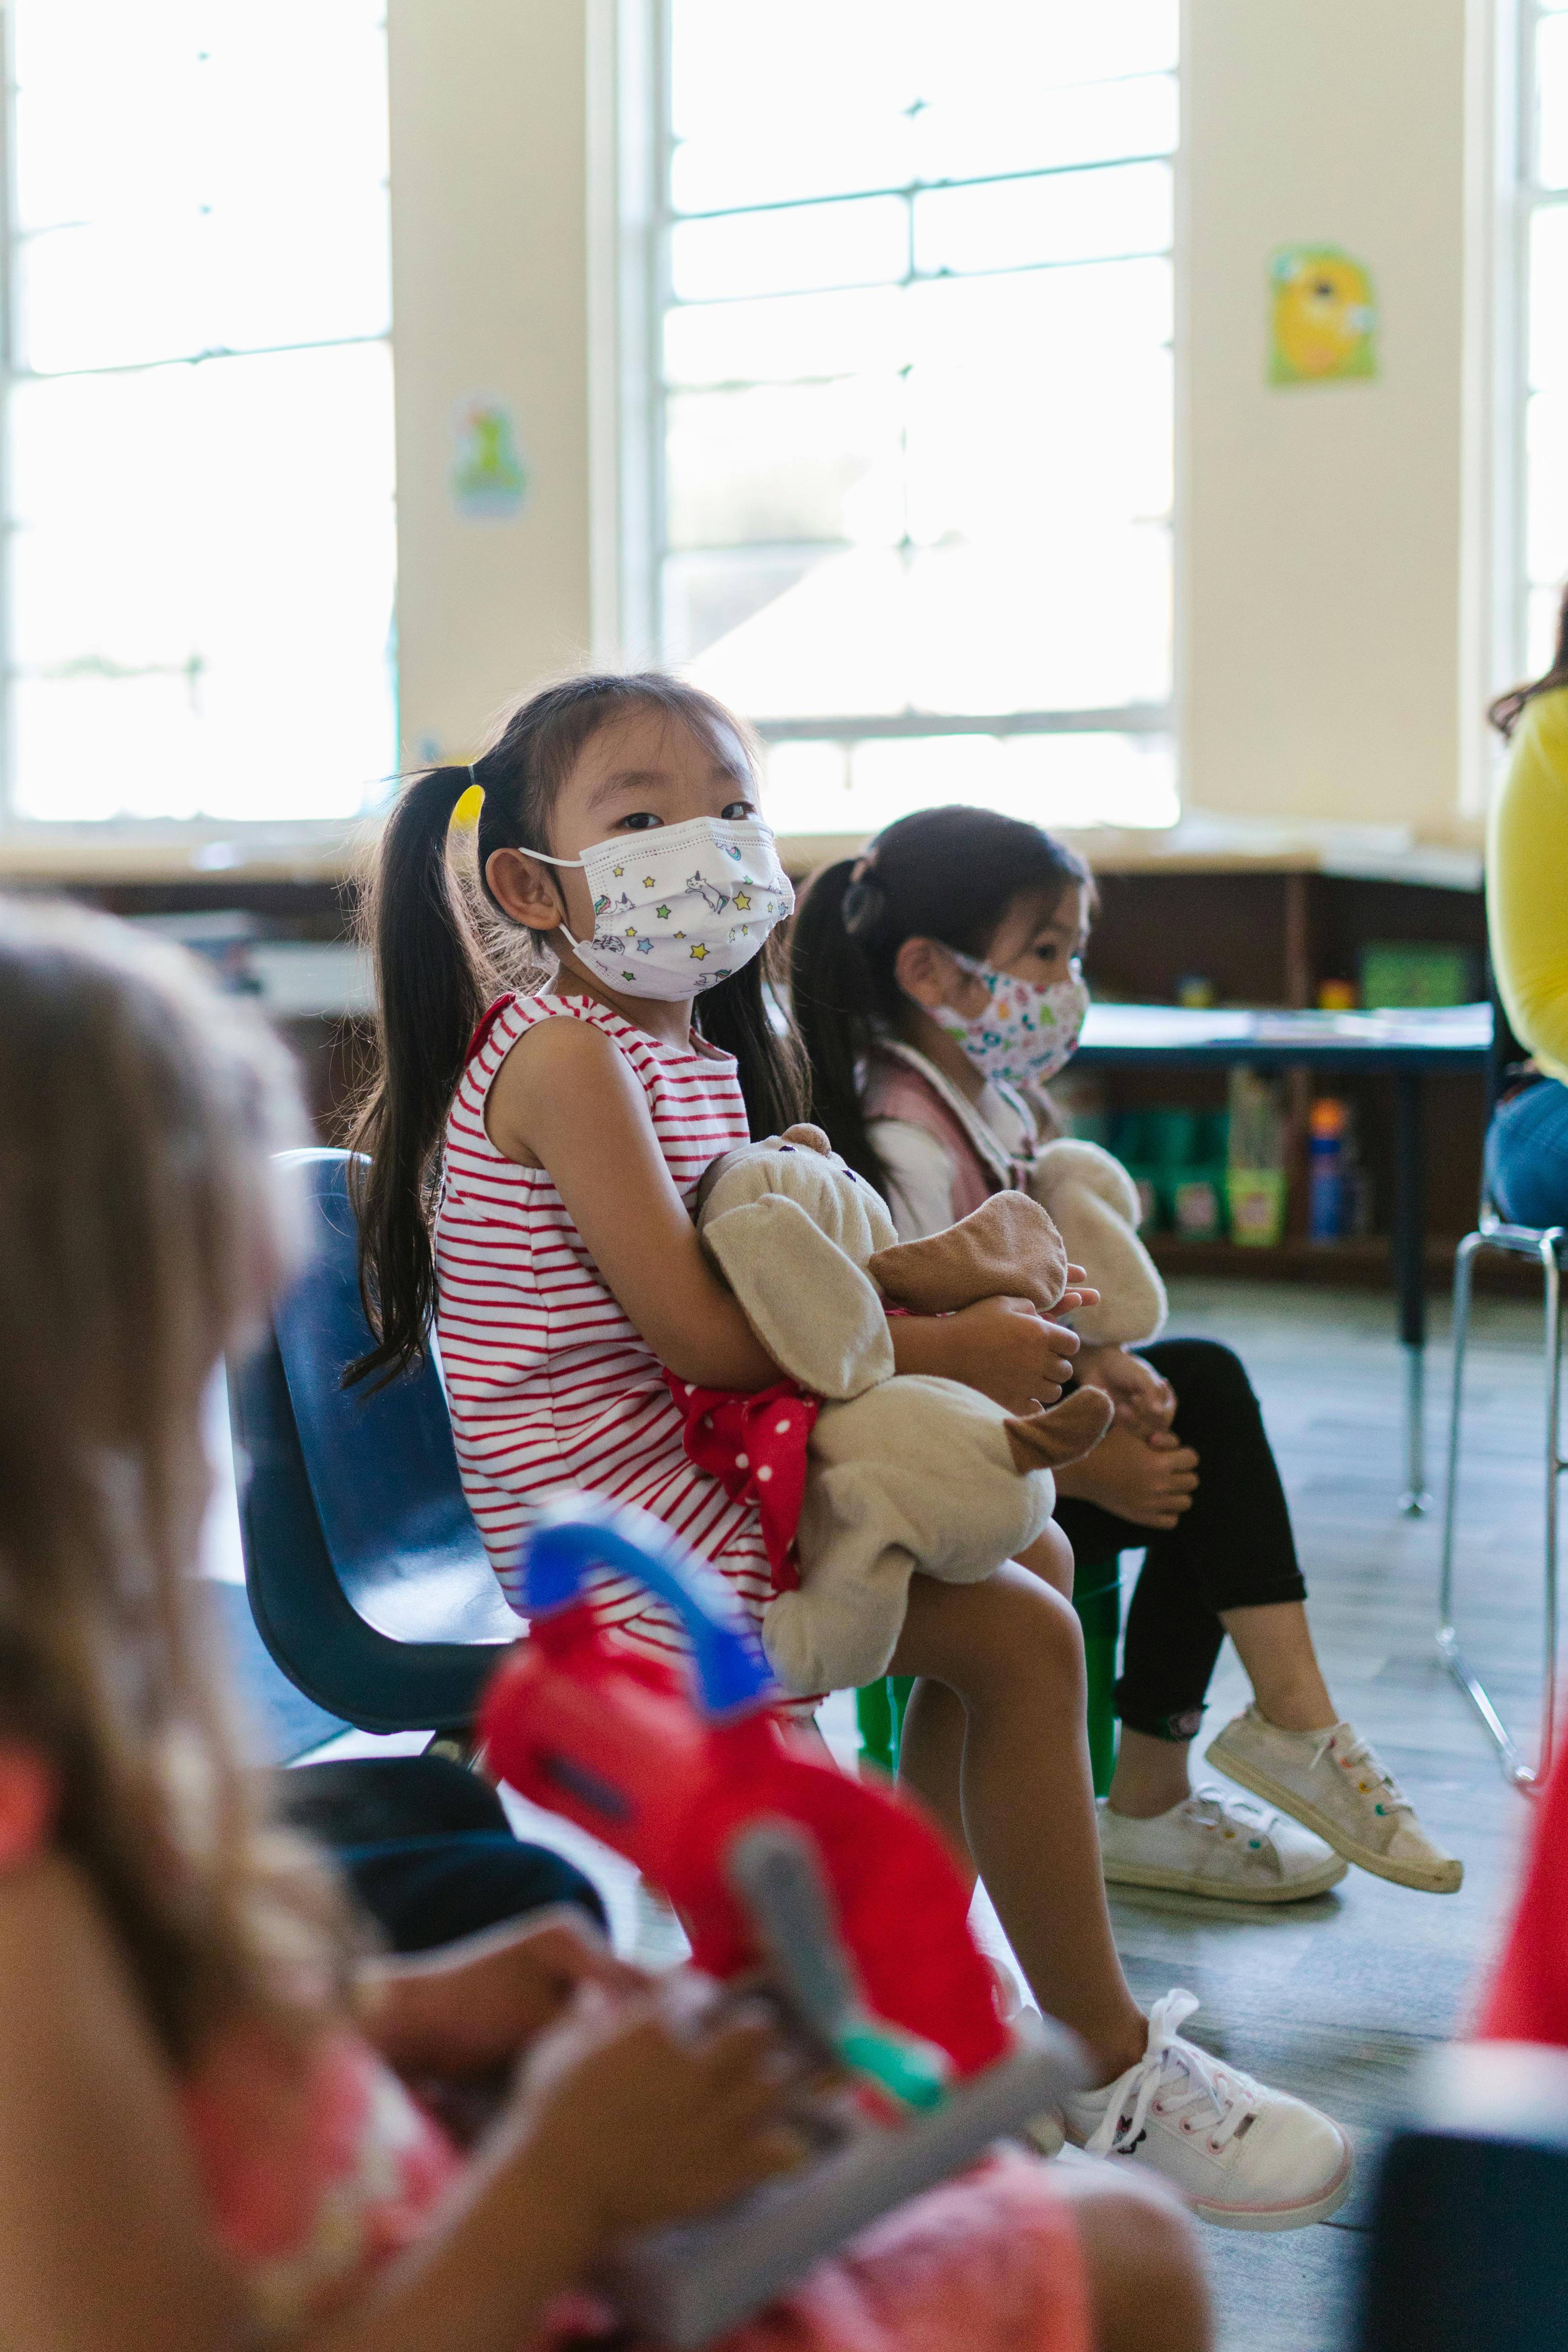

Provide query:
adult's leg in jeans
left=891, top=1564, right=1147, bottom=2085
left=1485, top=1078, right=1568, bottom=1229
left=1094, top=1342, right=1332, bottom=1815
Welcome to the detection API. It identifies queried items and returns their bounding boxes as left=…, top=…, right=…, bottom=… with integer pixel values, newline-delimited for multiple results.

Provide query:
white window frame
left=0, top=3, right=398, bottom=848
left=1509, top=0, right=1568, bottom=684
left=609, top=0, right=1179, bottom=825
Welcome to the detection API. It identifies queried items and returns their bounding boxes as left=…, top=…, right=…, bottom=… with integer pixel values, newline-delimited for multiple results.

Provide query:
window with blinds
left=4, top=0, right=396, bottom=824
left=655, top=0, right=1179, bottom=836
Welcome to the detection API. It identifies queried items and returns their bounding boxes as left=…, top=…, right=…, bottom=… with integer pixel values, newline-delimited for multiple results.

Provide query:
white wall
left=388, top=0, right=594, bottom=767
left=387, top=0, right=1502, bottom=834
left=1180, top=0, right=1493, bottom=838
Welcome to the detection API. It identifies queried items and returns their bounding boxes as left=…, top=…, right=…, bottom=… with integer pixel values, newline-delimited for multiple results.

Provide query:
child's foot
left=1206, top=1705, right=1463, bottom=1893
left=1097, top=1788, right=1346, bottom=1903
left=1062, top=1990, right=1353, bottom=2231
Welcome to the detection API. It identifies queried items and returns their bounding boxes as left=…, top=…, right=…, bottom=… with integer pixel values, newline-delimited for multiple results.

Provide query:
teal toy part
left=520, top=1494, right=776, bottom=1719
left=836, top=2024, right=950, bottom=2113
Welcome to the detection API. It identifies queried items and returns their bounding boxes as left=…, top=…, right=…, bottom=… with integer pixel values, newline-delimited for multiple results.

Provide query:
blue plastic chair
left=227, top=1149, right=515, bottom=1736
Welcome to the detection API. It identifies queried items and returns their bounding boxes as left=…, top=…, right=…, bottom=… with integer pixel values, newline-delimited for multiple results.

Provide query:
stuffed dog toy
left=692, top=1126, right=1112, bottom=1696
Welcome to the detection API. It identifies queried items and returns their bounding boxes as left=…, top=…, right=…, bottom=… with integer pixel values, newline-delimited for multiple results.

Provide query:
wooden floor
left=1085, top=1276, right=1556, bottom=2351
left=220, top=1274, right=1560, bottom=2352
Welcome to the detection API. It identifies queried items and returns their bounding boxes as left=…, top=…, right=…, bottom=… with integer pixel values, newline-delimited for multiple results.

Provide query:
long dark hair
left=349, top=672, right=807, bottom=1385
left=789, top=805, right=1091, bottom=1200
left=1490, top=583, right=1568, bottom=737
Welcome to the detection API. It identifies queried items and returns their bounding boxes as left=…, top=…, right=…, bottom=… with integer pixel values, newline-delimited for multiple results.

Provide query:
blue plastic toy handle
left=521, top=1495, right=777, bottom=1719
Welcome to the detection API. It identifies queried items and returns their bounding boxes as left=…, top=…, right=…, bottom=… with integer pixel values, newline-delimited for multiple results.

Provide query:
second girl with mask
left=792, top=804, right=1462, bottom=1909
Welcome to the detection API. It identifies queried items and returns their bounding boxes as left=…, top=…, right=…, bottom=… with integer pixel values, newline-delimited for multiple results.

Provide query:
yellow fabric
left=1488, top=685, right=1568, bottom=1086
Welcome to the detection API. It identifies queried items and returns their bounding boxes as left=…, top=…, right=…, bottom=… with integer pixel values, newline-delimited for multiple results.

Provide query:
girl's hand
left=1058, top=1262, right=1101, bottom=1317
left=1053, top=1423, right=1199, bottom=1530
left=892, top=1294, right=1080, bottom=1412
left=516, top=1985, right=799, bottom=2242
left=1074, top=1346, right=1177, bottom=1437
left=366, top=1912, right=647, bottom=2082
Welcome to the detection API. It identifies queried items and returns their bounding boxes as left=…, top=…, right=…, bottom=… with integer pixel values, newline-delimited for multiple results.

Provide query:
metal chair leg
left=1437, top=1231, right=1479, bottom=1640
left=1437, top=1224, right=1568, bottom=1794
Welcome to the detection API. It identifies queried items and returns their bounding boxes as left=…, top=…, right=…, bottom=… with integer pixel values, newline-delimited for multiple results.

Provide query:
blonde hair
left=0, top=896, right=353, bottom=2063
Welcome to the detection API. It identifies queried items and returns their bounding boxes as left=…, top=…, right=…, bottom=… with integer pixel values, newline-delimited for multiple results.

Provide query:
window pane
left=1526, top=391, right=1568, bottom=589
left=663, top=2, right=1176, bottom=774
left=1540, top=13, right=1568, bottom=189
left=664, top=550, right=829, bottom=667
left=1527, top=585, right=1563, bottom=676
left=8, top=0, right=395, bottom=823
left=14, top=2, right=389, bottom=372
left=915, top=161, right=1172, bottom=277
left=916, top=74, right=1178, bottom=186
left=1530, top=205, right=1568, bottom=388
left=666, top=378, right=905, bottom=549
left=907, top=258, right=1173, bottom=367
left=906, top=343, right=1172, bottom=545
left=664, top=285, right=910, bottom=388
left=762, top=729, right=1177, bottom=835
left=671, top=195, right=909, bottom=302
left=672, top=118, right=912, bottom=216
left=10, top=345, right=396, bottom=822
left=689, top=549, right=910, bottom=718
left=671, top=0, right=915, bottom=142
left=911, top=0, right=1178, bottom=98
left=907, top=534, right=1170, bottom=712
left=686, top=531, right=1170, bottom=719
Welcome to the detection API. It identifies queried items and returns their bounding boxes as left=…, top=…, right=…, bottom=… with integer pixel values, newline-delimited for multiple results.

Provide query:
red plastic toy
left=479, top=1495, right=1008, bottom=2081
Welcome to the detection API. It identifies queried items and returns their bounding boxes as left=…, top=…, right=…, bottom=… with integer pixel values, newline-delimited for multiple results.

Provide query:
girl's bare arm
left=0, top=1856, right=246, bottom=2352
left=488, top=1021, right=1089, bottom=1404
left=485, top=1018, right=782, bottom=1389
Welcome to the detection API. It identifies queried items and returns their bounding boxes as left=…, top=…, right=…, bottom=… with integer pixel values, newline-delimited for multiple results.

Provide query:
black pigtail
left=346, top=766, right=492, bottom=1385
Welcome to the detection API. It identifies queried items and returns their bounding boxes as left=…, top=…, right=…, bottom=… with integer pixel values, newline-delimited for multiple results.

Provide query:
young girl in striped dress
left=353, top=671, right=1351, bottom=2232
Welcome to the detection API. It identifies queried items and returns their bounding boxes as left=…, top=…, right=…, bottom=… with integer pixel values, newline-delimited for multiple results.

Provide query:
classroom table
left=1070, top=1001, right=1495, bottom=1514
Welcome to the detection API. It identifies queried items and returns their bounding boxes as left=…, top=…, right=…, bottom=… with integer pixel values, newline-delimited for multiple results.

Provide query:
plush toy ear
left=778, top=1123, right=833, bottom=1154
left=1004, top=1386, right=1113, bottom=1472
left=703, top=1193, right=895, bottom=1400
left=869, top=1191, right=1069, bottom=1316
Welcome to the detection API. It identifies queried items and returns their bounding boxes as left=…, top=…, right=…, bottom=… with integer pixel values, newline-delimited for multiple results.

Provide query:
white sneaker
left=1062, top=1990, right=1353, bottom=2231
left=1206, top=1706, right=1463, bottom=1894
left=1098, top=1787, right=1347, bottom=1904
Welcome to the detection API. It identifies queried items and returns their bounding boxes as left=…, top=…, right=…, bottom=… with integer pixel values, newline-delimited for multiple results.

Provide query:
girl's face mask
left=930, top=950, right=1090, bottom=1088
left=526, top=813, right=794, bottom=1001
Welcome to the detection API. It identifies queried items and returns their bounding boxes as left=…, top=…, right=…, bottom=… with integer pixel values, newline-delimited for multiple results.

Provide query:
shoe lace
left=1185, top=1787, right=1280, bottom=1848
left=1084, top=1990, right=1262, bottom=2160
left=1307, top=1726, right=1412, bottom=1814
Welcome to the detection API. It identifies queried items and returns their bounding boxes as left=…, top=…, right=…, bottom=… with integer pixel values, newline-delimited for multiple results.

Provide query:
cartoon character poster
left=1268, top=248, right=1378, bottom=384
left=451, top=397, right=529, bottom=518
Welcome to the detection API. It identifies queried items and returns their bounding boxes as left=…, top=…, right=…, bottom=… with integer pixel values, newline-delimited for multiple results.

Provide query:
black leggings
left=1052, top=1338, right=1307, bottom=1744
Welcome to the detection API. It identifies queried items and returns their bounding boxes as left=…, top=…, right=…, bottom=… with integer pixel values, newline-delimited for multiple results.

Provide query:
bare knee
left=1062, top=2168, right=1211, bottom=2352
left=895, top=1563, right=1085, bottom=1708
left=1018, top=1519, right=1075, bottom=1597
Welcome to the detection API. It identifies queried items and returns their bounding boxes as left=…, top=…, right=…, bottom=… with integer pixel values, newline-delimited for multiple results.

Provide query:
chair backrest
left=1357, top=2043, right=1568, bottom=2350
left=228, top=1149, right=514, bottom=1735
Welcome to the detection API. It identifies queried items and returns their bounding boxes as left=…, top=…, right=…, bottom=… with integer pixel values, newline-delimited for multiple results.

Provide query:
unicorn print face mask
left=526, top=813, right=794, bottom=1000
left=930, top=952, right=1090, bottom=1089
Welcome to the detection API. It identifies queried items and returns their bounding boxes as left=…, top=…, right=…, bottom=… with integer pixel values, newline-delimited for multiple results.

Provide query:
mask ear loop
left=470, top=764, right=586, bottom=948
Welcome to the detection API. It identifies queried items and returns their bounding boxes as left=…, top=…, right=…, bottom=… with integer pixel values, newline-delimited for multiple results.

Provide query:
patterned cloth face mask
left=525, top=813, right=795, bottom=1000
left=930, top=951, right=1091, bottom=1088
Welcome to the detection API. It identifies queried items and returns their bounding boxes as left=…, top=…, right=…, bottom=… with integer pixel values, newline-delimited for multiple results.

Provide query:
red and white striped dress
left=433, top=992, right=774, bottom=1668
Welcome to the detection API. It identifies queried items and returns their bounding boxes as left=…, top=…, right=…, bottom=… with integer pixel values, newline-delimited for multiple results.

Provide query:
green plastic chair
left=856, top=1555, right=1123, bottom=1797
